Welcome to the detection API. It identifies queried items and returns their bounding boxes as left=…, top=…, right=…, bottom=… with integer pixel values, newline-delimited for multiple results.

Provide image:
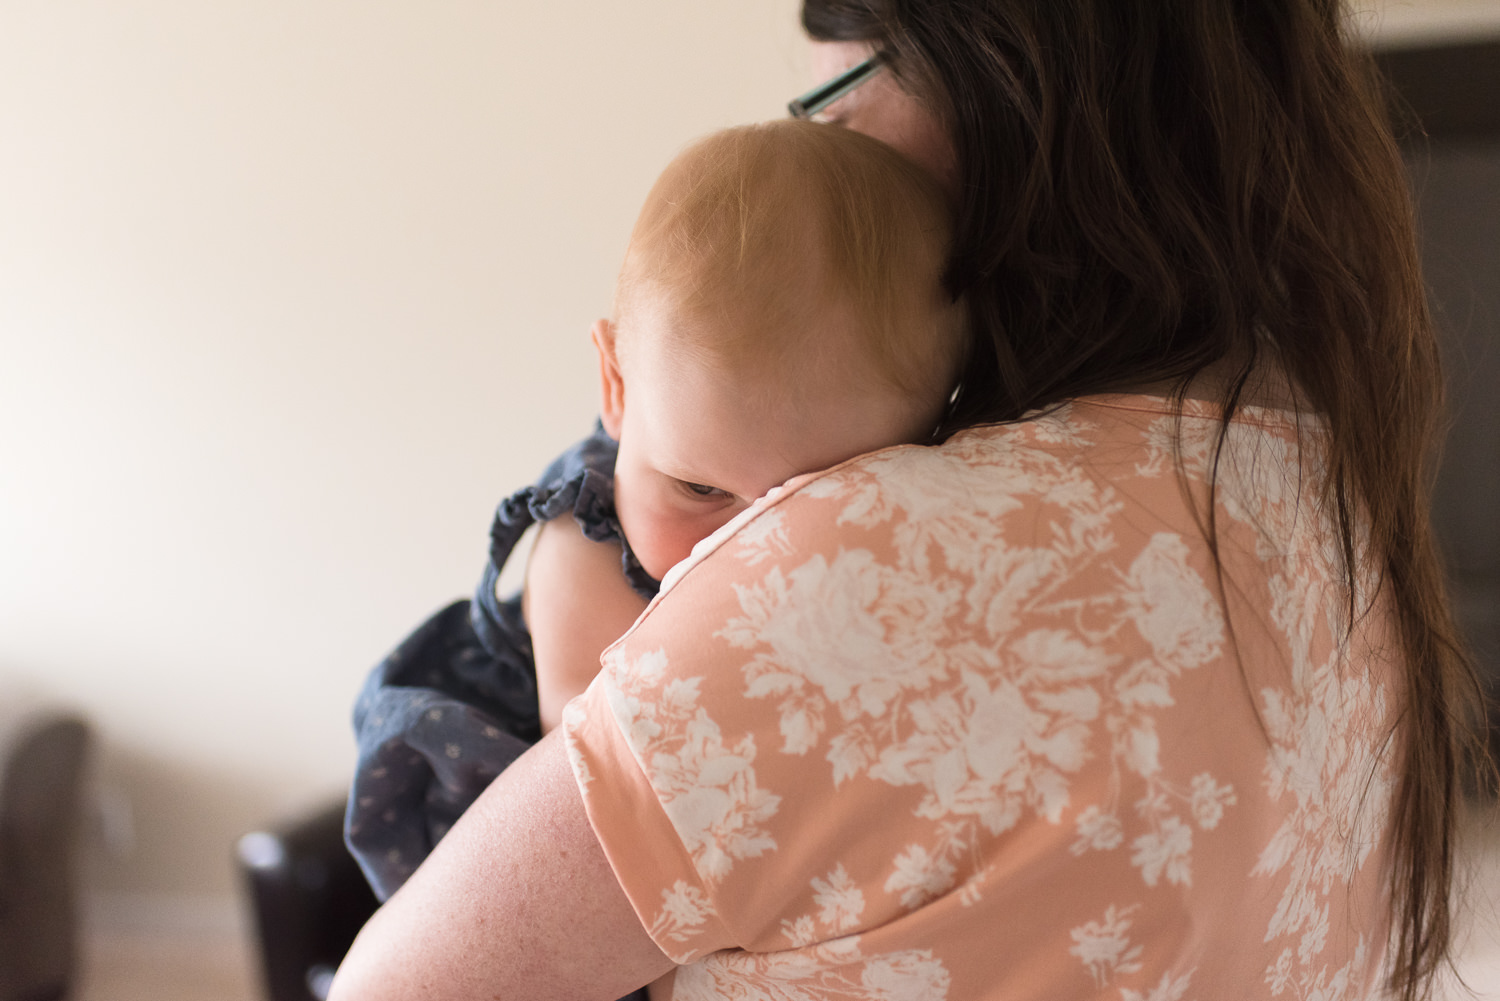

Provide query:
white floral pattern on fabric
left=726, top=448, right=1240, bottom=904
left=1254, top=660, right=1390, bottom=996
left=1121, top=970, right=1196, bottom=1001
left=561, top=696, right=595, bottom=788
left=1070, top=904, right=1146, bottom=987
left=567, top=396, right=1397, bottom=1001
left=601, top=646, right=781, bottom=885
left=672, top=941, right=952, bottom=1001
left=1138, top=409, right=1395, bottom=997
left=651, top=881, right=715, bottom=946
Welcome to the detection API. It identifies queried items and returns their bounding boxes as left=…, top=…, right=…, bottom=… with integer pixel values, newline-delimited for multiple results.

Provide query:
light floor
left=75, top=932, right=259, bottom=1001
left=74, top=803, right=1500, bottom=1001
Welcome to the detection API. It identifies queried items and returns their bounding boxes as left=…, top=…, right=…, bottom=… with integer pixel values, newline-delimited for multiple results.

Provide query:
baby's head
left=593, top=119, right=967, bottom=580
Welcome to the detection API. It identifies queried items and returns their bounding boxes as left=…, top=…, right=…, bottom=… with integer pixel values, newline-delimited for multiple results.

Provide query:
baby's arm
left=524, top=515, right=649, bottom=733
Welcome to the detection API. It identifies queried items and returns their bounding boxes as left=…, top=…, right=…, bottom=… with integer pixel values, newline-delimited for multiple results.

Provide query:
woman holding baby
left=329, top=1, right=1485, bottom=999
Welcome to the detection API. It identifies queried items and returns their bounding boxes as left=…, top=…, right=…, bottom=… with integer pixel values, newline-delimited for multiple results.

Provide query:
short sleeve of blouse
left=561, top=438, right=1022, bottom=963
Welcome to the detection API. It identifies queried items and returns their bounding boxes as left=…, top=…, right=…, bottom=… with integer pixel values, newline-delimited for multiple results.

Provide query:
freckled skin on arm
left=525, top=516, right=650, bottom=734
left=327, top=729, right=675, bottom=1001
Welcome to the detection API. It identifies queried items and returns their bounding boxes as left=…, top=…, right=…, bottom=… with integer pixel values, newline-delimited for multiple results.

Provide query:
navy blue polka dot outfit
left=345, top=422, right=658, bottom=903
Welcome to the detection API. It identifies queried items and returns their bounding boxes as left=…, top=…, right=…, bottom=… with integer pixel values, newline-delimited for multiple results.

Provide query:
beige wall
left=0, top=0, right=806, bottom=918
left=1, top=0, right=1496, bottom=927
left=1357, top=0, right=1500, bottom=44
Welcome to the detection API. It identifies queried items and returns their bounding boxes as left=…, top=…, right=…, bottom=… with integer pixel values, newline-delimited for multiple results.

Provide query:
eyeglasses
left=787, top=52, right=889, bottom=119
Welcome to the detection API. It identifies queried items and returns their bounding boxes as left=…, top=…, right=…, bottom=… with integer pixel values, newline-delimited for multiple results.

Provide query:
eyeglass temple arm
left=787, top=53, right=888, bottom=119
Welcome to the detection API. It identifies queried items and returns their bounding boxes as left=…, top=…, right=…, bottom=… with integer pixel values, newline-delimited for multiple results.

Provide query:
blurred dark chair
left=237, top=799, right=378, bottom=1001
left=0, top=703, right=92, bottom=1001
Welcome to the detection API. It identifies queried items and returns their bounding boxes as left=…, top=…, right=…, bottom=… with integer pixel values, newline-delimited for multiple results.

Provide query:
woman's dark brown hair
left=802, top=0, right=1488, bottom=996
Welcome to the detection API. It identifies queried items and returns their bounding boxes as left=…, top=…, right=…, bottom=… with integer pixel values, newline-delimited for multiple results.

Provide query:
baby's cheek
left=672, top=506, right=752, bottom=573
left=625, top=510, right=706, bottom=583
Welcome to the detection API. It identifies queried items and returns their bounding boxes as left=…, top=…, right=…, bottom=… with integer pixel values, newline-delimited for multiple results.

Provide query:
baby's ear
left=592, top=319, right=625, bottom=440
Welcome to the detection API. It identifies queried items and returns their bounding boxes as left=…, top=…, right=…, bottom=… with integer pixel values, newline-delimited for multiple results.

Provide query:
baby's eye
left=680, top=481, right=727, bottom=499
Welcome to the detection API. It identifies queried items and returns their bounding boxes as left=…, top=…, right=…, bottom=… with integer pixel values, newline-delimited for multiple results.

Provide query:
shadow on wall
left=83, top=740, right=333, bottom=907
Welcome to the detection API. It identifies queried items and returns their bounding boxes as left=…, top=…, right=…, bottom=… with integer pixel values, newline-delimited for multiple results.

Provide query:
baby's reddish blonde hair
left=613, top=120, right=966, bottom=409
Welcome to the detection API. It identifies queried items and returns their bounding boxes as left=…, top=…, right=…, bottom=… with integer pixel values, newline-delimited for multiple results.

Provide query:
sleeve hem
left=562, top=687, right=736, bottom=964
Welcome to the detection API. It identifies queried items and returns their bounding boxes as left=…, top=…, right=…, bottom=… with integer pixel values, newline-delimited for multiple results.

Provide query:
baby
left=527, top=118, right=967, bottom=733
left=347, top=119, right=966, bottom=899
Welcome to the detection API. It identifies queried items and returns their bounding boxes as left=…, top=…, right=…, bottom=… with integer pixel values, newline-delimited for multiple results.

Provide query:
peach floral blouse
left=562, top=395, right=1398, bottom=1001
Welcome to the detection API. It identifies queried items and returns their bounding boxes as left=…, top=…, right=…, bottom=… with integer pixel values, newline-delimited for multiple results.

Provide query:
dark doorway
left=1377, top=37, right=1500, bottom=777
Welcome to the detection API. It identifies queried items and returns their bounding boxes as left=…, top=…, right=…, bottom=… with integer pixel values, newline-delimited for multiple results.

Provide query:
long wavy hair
left=801, top=0, right=1487, bottom=996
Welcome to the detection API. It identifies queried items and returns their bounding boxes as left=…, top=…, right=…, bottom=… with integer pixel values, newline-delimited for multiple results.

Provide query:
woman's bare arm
left=327, top=728, right=675, bottom=1001
left=525, top=515, right=650, bottom=733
